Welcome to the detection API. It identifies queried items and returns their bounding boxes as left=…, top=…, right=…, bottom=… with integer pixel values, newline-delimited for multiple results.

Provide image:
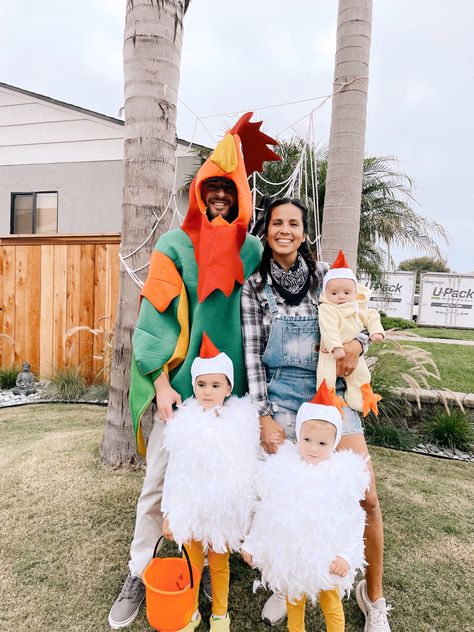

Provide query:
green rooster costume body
left=129, top=113, right=279, bottom=455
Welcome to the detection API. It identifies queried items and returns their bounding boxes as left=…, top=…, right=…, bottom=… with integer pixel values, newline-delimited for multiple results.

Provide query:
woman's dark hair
left=256, top=197, right=317, bottom=291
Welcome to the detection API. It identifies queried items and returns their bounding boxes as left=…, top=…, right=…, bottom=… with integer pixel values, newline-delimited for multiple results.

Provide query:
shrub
left=380, top=314, right=417, bottom=330
left=365, top=420, right=415, bottom=450
left=423, top=407, right=474, bottom=452
left=0, top=366, right=22, bottom=389
left=44, top=367, right=87, bottom=401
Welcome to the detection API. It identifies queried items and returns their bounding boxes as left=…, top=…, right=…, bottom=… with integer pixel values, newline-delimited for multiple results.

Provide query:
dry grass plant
left=1, top=406, right=473, bottom=631
left=366, top=336, right=443, bottom=449
left=369, top=334, right=440, bottom=414
left=65, top=316, right=114, bottom=383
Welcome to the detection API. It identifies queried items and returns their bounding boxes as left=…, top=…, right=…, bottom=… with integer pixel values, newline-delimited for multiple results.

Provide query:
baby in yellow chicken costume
left=317, top=251, right=385, bottom=416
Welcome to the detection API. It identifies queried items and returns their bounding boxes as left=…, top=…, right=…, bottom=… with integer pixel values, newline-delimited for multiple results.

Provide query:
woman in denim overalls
left=241, top=199, right=392, bottom=632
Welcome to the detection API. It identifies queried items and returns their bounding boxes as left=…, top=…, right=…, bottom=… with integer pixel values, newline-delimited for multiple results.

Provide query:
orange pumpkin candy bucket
left=142, top=536, right=201, bottom=632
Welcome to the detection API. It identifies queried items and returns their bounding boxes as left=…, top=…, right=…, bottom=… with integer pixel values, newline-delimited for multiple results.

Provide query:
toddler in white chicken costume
left=162, top=332, right=260, bottom=632
left=241, top=380, right=370, bottom=632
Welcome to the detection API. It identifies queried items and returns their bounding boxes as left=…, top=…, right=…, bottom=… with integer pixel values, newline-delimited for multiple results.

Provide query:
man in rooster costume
left=108, top=113, right=279, bottom=630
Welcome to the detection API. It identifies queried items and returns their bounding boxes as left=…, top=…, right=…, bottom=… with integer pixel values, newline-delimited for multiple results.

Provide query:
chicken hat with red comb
left=295, top=380, right=342, bottom=446
left=191, top=332, right=234, bottom=388
left=322, top=250, right=358, bottom=294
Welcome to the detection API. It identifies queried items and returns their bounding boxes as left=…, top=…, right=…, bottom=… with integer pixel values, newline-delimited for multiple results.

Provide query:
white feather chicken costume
left=161, top=333, right=260, bottom=554
left=242, top=381, right=370, bottom=604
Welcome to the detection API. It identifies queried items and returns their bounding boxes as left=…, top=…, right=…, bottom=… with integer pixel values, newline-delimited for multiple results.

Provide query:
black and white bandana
left=269, top=254, right=311, bottom=305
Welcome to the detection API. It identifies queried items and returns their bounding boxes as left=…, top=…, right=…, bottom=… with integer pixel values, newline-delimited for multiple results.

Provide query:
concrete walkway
left=387, top=334, right=474, bottom=346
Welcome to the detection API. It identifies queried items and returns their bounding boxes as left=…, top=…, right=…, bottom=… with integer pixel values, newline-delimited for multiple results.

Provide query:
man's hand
left=162, top=517, right=174, bottom=541
left=260, top=415, right=285, bottom=454
left=154, top=372, right=182, bottom=421
left=332, top=347, right=345, bottom=360
left=329, top=556, right=350, bottom=577
left=241, top=549, right=254, bottom=568
left=336, top=339, right=363, bottom=378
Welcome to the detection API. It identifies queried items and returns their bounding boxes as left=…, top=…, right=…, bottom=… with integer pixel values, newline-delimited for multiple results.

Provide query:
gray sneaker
left=261, top=592, right=287, bottom=626
left=108, top=572, right=146, bottom=629
left=201, top=564, right=213, bottom=602
left=356, top=579, right=392, bottom=632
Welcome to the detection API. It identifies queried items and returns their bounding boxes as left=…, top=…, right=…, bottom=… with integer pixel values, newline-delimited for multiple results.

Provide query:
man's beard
left=206, top=204, right=238, bottom=223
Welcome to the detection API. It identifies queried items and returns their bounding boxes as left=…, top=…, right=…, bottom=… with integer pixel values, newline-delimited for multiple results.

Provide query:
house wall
left=0, top=160, right=123, bottom=233
left=0, top=83, right=205, bottom=235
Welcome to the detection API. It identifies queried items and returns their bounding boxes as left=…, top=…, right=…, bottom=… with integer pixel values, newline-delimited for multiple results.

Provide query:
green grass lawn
left=398, top=341, right=474, bottom=393
left=1, top=405, right=474, bottom=632
left=412, top=327, right=474, bottom=341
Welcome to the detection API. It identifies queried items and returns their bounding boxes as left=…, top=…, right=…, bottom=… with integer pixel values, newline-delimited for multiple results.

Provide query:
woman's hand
left=336, top=340, right=363, bottom=378
left=241, top=549, right=254, bottom=568
left=154, top=372, right=182, bottom=421
left=260, top=415, right=285, bottom=454
left=329, top=556, right=350, bottom=577
left=162, top=517, right=174, bottom=541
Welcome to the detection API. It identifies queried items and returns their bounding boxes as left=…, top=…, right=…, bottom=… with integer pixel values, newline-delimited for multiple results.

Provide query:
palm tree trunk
left=321, top=0, right=373, bottom=269
left=100, top=0, right=187, bottom=466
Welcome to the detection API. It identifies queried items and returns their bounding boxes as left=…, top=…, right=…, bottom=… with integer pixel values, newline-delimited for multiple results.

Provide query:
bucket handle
left=152, top=536, right=195, bottom=589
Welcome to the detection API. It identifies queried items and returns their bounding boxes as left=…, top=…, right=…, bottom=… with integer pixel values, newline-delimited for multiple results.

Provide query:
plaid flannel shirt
left=241, top=261, right=369, bottom=416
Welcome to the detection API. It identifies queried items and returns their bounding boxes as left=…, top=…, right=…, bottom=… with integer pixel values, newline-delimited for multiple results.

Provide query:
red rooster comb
left=331, top=250, right=351, bottom=269
left=229, top=112, right=280, bottom=175
left=310, top=380, right=334, bottom=406
left=199, top=332, right=221, bottom=359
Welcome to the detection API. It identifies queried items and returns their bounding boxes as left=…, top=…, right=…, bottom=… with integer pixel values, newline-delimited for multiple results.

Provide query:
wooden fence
left=0, top=234, right=121, bottom=381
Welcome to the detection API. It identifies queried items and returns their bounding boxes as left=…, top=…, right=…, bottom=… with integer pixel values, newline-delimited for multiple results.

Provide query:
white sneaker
left=261, top=592, right=287, bottom=626
left=356, top=579, right=392, bottom=632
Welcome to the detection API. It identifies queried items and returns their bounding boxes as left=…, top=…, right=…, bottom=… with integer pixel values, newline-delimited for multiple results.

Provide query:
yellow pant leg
left=184, top=540, right=205, bottom=613
left=286, top=595, right=306, bottom=632
left=343, top=357, right=370, bottom=412
left=208, top=548, right=230, bottom=617
left=316, top=349, right=338, bottom=391
left=318, top=588, right=345, bottom=632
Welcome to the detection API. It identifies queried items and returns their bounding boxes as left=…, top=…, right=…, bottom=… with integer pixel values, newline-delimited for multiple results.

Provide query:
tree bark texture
left=321, top=0, right=373, bottom=269
left=101, top=0, right=186, bottom=466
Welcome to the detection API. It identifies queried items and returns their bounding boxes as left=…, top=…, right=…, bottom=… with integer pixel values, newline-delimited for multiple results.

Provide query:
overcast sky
left=1, top=0, right=473, bottom=272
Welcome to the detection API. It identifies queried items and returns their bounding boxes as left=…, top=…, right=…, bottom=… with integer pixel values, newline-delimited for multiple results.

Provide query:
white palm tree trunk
left=321, top=0, right=373, bottom=269
left=101, top=0, right=187, bottom=465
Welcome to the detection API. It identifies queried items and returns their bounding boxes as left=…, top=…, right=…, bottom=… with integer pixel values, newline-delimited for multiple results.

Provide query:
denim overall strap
left=263, top=283, right=280, bottom=318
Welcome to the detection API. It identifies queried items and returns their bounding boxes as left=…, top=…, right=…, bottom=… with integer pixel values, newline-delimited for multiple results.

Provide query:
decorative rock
left=463, top=393, right=474, bottom=408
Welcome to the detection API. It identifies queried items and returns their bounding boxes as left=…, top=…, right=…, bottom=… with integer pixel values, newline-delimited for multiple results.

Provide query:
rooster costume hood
left=130, top=113, right=279, bottom=454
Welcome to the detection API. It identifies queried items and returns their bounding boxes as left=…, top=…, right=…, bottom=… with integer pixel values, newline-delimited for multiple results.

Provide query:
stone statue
left=12, top=361, right=37, bottom=396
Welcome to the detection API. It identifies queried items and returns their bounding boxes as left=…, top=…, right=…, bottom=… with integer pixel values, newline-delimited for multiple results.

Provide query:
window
left=11, top=192, right=58, bottom=234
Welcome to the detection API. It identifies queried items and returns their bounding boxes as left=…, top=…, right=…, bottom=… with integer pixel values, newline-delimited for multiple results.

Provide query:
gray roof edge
left=0, top=81, right=125, bottom=126
left=0, top=81, right=209, bottom=149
